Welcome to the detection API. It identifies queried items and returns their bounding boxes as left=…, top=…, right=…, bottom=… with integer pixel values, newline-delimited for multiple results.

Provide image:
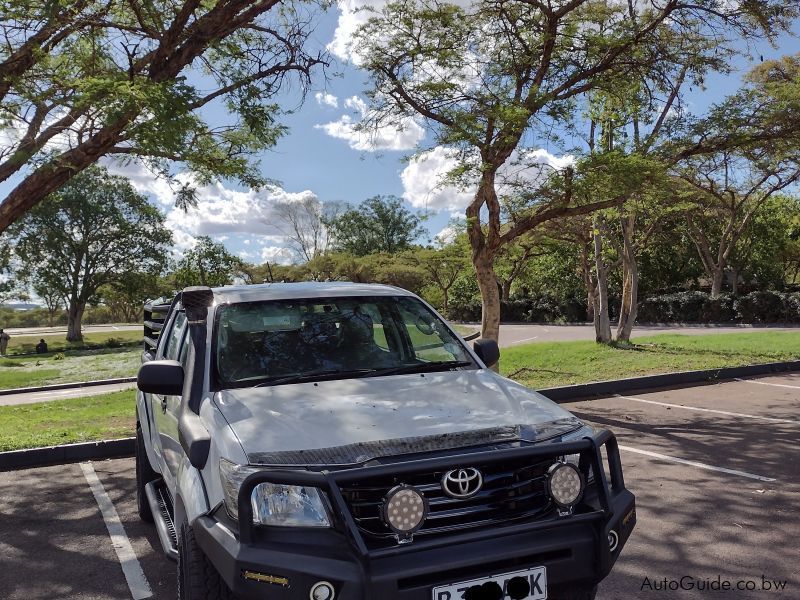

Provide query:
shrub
left=734, top=291, right=787, bottom=323
left=450, top=290, right=799, bottom=324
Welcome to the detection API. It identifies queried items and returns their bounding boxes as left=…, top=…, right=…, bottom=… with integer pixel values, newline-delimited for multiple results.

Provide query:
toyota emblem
left=441, top=468, right=483, bottom=499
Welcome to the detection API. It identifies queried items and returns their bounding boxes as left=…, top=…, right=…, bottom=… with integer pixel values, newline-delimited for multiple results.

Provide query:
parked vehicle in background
left=136, top=282, right=636, bottom=600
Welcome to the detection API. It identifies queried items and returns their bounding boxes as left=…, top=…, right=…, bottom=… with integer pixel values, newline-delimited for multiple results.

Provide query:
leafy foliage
left=0, top=0, right=328, bottom=230
left=8, top=165, right=172, bottom=339
left=172, top=236, right=246, bottom=289
left=327, top=195, right=428, bottom=256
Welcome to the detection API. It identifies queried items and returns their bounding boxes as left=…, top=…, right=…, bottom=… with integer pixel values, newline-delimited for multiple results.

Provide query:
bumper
left=195, top=430, right=636, bottom=600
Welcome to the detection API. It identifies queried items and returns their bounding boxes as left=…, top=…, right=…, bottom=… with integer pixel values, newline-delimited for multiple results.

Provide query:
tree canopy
left=327, top=195, right=428, bottom=256
left=0, top=0, right=327, bottom=231
left=173, top=235, right=246, bottom=289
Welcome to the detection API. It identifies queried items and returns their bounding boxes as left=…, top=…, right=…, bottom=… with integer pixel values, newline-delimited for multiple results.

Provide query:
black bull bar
left=235, top=429, right=631, bottom=562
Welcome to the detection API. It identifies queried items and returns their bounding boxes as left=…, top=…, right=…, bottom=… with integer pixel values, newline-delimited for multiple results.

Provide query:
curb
left=0, top=377, right=137, bottom=397
left=0, top=438, right=135, bottom=471
left=539, top=360, right=800, bottom=403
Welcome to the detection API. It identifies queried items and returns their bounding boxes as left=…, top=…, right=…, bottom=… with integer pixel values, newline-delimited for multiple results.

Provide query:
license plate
left=432, top=566, right=547, bottom=600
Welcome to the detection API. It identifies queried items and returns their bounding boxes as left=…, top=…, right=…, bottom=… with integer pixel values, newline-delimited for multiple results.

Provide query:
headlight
left=219, top=459, right=331, bottom=527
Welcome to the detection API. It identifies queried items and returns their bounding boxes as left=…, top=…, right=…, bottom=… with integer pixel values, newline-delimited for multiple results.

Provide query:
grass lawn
left=452, top=323, right=480, bottom=337
left=4, top=329, right=142, bottom=355
left=0, top=389, right=136, bottom=452
left=501, top=331, right=800, bottom=389
left=0, top=346, right=140, bottom=390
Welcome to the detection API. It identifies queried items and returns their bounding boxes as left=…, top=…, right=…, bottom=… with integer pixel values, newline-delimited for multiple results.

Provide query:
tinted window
left=214, top=296, right=472, bottom=388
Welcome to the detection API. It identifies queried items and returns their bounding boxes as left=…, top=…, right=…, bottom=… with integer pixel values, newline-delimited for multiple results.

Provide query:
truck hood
left=213, top=369, right=581, bottom=466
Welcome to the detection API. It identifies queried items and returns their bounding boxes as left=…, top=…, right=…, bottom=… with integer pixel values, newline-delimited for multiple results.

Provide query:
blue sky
left=3, top=4, right=800, bottom=266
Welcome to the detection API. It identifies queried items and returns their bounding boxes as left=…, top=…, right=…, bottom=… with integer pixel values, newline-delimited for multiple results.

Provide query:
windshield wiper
left=365, top=360, right=472, bottom=377
left=252, top=368, right=377, bottom=387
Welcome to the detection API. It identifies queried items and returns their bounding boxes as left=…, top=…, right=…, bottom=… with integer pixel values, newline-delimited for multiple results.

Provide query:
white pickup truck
left=136, top=282, right=635, bottom=600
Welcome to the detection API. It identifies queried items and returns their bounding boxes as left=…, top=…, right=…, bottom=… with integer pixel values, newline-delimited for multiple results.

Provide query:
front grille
left=339, top=455, right=559, bottom=547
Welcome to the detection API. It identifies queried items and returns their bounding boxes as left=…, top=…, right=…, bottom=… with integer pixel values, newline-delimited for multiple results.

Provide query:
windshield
left=214, top=295, right=475, bottom=388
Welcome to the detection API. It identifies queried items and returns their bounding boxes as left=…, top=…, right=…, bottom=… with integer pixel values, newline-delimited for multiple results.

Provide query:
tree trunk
left=616, top=214, right=638, bottom=343
left=66, top=301, right=85, bottom=342
left=442, top=288, right=449, bottom=313
left=710, top=268, right=725, bottom=297
left=474, top=249, right=501, bottom=344
left=593, top=221, right=612, bottom=343
left=501, top=279, right=512, bottom=302
left=730, top=268, right=739, bottom=296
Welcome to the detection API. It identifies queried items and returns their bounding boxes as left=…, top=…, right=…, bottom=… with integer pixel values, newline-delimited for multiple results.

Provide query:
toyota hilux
left=136, top=282, right=635, bottom=600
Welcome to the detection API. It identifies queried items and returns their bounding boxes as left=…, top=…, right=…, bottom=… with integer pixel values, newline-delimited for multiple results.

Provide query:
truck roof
left=208, top=281, right=416, bottom=304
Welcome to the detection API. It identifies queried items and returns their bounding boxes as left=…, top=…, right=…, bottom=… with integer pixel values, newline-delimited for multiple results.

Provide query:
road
left=6, top=322, right=798, bottom=345
left=0, top=382, right=136, bottom=406
left=3, top=324, right=140, bottom=336
left=0, top=373, right=797, bottom=599
left=492, top=323, right=800, bottom=347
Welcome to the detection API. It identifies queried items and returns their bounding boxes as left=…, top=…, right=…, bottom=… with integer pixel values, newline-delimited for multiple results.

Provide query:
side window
left=178, top=331, right=190, bottom=370
left=164, top=312, right=187, bottom=361
left=157, top=311, right=178, bottom=359
left=398, top=301, right=469, bottom=362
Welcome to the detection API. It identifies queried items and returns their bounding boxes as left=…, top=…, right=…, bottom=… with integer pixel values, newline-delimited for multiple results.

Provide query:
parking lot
left=1, top=374, right=797, bottom=600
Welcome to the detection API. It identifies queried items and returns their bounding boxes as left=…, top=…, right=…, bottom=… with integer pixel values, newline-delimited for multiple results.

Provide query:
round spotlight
left=547, top=462, right=585, bottom=508
left=309, top=581, right=335, bottom=600
left=383, top=485, right=428, bottom=536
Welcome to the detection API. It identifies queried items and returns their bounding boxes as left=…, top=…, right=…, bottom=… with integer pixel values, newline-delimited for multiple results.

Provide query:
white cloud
left=401, top=147, right=474, bottom=214
left=315, top=95, right=425, bottom=152
left=314, top=92, right=339, bottom=108
left=328, top=0, right=387, bottom=63
left=433, top=224, right=459, bottom=247
left=260, top=246, right=295, bottom=265
left=104, top=160, right=319, bottom=257
left=401, top=146, right=574, bottom=215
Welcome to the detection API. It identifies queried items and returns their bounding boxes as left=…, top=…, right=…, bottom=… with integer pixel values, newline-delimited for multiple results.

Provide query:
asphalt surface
left=0, top=374, right=797, bottom=600
left=3, top=324, right=139, bottom=336
left=492, top=323, right=800, bottom=347
left=0, top=382, right=137, bottom=406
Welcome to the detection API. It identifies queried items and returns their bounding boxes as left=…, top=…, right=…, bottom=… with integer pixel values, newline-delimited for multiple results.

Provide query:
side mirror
left=473, top=338, right=500, bottom=368
left=137, top=360, right=184, bottom=395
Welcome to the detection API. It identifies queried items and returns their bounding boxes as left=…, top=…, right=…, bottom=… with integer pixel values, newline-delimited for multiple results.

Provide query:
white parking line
left=511, top=336, right=539, bottom=345
left=80, top=462, right=153, bottom=600
left=617, top=395, right=798, bottom=424
left=735, top=377, right=800, bottom=390
left=618, top=445, right=777, bottom=482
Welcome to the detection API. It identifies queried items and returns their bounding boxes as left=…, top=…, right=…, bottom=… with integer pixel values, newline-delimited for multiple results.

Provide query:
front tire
left=178, top=522, right=236, bottom=600
left=135, top=425, right=157, bottom=523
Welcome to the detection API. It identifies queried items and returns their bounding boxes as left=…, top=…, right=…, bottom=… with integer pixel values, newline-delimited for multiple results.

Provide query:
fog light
left=383, top=485, right=428, bottom=536
left=547, top=462, right=584, bottom=508
left=310, top=580, right=335, bottom=600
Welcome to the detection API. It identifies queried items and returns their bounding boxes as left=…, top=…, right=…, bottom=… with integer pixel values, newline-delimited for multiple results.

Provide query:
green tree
left=173, top=236, right=246, bottom=289
left=402, top=245, right=468, bottom=312
left=10, top=166, right=172, bottom=340
left=101, top=271, right=170, bottom=323
left=354, top=0, right=796, bottom=342
left=0, top=0, right=327, bottom=232
left=327, top=195, right=427, bottom=256
left=673, top=55, right=800, bottom=297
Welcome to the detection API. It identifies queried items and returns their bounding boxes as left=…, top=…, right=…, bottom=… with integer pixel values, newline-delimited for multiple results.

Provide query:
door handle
left=161, top=396, right=168, bottom=413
